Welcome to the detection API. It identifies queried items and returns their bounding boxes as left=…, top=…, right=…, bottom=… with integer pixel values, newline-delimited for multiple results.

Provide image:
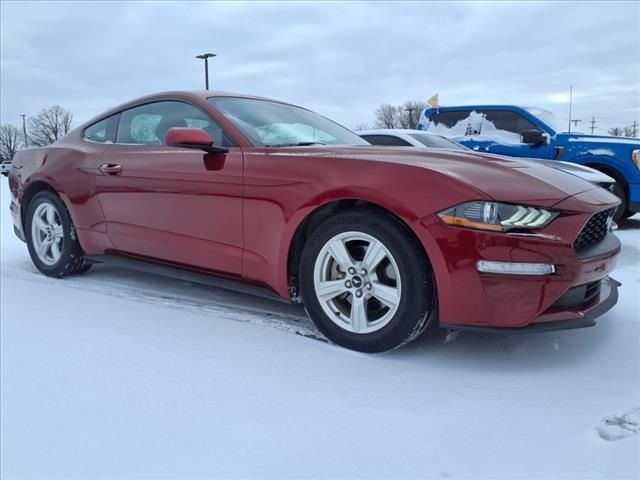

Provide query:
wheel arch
left=285, top=198, right=432, bottom=301
left=582, top=160, right=628, bottom=192
left=20, top=180, right=64, bottom=227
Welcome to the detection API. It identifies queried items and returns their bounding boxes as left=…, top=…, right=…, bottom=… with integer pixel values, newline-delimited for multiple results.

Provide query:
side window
left=83, top=117, right=112, bottom=143
left=115, top=101, right=231, bottom=146
left=361, top=135, right=412, bottom=146
left=480, top=110, right=536, bottom=135
left=430, top=111, right=472, bottom=128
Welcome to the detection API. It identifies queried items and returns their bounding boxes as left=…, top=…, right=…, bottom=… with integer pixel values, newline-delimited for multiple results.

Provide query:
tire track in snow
left=1, top=261, right=326, bottom=342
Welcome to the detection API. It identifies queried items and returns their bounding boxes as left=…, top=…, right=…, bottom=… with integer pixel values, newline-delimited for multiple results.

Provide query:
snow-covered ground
left=1, top=179, right=639, bottom=479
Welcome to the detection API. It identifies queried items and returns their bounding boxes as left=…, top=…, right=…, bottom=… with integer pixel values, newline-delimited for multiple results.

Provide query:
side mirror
left=165, top=127, right=228, bottom=154
left=521, top=129, right=546, bottom=146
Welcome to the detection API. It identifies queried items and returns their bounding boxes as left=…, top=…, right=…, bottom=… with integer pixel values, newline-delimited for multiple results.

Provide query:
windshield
left=524, top=107, right=574, bottom=133
left=407, top=132, right=469, bottom=151
left=210, top=97, right=369, bottom=147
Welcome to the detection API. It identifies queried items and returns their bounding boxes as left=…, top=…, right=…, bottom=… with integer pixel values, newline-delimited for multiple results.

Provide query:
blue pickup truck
left=417, top=105, right=640, bottom=221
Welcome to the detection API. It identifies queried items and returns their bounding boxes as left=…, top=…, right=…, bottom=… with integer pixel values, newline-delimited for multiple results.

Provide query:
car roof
left=78, top=90, right=303, bottom=130
left=114, top=90, right=296, bottom=109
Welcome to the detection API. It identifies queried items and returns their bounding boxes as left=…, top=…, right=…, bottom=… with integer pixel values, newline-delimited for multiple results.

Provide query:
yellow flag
left=427, top=93, right=439, bottom=108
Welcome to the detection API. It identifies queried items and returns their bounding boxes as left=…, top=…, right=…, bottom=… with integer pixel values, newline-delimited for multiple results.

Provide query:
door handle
left=99, top=163, right=122, bottom=175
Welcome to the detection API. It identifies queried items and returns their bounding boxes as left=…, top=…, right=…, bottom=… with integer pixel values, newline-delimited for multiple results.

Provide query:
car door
left=94, top=100, right=244, bottom=276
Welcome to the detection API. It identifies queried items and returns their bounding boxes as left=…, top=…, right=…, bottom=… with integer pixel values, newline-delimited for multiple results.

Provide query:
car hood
left=275, top=146, right=602, bottom=207
left=557, top=133, right=640, bottom=149
left=534, top=159, right=614, bottom=184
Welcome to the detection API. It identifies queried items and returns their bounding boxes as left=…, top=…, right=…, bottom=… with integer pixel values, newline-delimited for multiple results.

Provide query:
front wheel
left=299, top=210, right=436, bottom=353
left=25, top=191, right=91, bottom=277
left=611, top=180, right=631, bottom=222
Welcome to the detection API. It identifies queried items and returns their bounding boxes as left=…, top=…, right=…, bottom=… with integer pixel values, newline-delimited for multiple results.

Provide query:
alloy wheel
left=31, top=202, right=64, bottom=266
left=313, top=231, right=402, bottom=334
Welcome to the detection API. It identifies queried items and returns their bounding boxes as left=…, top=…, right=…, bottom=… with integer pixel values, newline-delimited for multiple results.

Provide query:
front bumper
left=414, top=190, right=622, bottom=330
left=629, top=183, right=640, bottom=213
left=440, top=277, right=620, bottom=333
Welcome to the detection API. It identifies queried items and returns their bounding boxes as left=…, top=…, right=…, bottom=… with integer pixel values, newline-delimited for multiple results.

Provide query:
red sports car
left=8, top=91, right=621, bottom=352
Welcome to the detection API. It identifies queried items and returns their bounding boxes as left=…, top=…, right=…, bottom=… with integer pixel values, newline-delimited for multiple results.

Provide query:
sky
left=1, top=0, right=639, bottom=133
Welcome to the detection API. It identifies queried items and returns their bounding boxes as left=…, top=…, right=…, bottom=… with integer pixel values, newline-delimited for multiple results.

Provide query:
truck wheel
left=25, top=191, right=91, bottom=277
left=299, top=209, right=436, bottom=353
left=612, top=181, right=631, bottom=222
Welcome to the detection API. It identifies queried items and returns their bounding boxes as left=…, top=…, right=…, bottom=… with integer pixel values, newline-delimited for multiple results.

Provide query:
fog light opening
left=476, top=261, right=556, bottom=276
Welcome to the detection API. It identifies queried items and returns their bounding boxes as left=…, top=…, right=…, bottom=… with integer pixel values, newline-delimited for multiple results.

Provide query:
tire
left=620, top=209, right=635, bottom=220
left=612, top=180, right=630, bottom=222
left=25, top=190, right=91, bottom=277
left=299, top=209, right=436, bottom=353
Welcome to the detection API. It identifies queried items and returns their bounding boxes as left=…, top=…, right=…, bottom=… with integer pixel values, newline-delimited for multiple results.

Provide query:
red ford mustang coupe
left=8, top=91, right=622, bottom=352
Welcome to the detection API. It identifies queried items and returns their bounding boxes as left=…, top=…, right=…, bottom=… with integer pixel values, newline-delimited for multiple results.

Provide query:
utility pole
left=20, top=114, right=28, bottom=148
left=404, top=107, right=416, bottom=128
left=632, top=120, right=638, bottom=138
left=589, top=116, right=596, bottom=135
left=571, top=119, right=582, bottom=129
left=195, top=53, right=216, bottom=90
left=568, top=85, right=573, bottom=133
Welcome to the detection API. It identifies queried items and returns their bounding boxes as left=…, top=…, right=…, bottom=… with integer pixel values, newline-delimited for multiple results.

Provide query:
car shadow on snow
left=387, top=317, right=617, bottom=371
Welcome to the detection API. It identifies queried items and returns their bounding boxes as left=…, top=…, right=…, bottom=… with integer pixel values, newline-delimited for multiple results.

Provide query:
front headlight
left=437, top=201, right=558, bottom=232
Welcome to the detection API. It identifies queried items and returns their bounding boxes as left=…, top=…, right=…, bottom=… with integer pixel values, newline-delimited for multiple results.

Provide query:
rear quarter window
left=83, top=117, right=113, bottom=143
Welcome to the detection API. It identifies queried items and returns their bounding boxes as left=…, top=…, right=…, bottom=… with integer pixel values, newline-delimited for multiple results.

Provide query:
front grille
left=573, top=208, right=615, bottom=251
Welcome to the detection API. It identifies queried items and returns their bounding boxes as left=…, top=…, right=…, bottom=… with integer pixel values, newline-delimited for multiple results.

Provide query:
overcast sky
left=1, top=1, right=638, bottom=133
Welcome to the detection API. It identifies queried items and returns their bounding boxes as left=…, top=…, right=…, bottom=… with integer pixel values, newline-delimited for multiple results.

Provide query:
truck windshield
left=209, top=97, right=369, bottom=147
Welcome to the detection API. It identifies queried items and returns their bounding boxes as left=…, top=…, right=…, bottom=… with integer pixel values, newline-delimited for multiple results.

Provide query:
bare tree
left=0, top=124, right=23, bottom=162
left=27, top=106, right=73, bottom=146
left=397, top=101, right=429, bottom=129
left=374, top=101, right=430, bottom=129
left=374, top=104, right=399, bottom=129
left=608, top=127, right=624, bottom=137
left=623, top=125, right=638, bottom=138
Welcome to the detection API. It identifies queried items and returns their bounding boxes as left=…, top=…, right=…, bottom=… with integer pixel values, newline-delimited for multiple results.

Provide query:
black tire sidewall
left=25, top=191, right=84, bottom=277
left=299, top=210, right=435, bottom=353
left=612, top=181, right=629, bottom=222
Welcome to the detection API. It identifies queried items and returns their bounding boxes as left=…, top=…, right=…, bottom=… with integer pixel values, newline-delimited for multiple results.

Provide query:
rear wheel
left=25, top=191, right=91, bottom=277
left=299, top=210, right=436, bottom=352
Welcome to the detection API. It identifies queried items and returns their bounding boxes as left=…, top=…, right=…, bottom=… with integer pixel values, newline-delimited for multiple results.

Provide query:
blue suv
left=417, top=105, right=640, bottom=221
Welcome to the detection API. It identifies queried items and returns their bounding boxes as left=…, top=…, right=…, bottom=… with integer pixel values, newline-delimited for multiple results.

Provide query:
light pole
left=196, top=53, right=216, bottom=90
left=20, top=114, right=28, bottom=148
left=404, top=108, right=416, bottom=128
